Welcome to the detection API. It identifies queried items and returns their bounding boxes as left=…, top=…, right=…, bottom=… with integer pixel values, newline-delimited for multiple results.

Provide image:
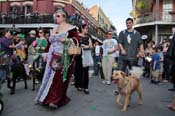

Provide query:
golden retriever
left=112, top=67, right=143, bottom=112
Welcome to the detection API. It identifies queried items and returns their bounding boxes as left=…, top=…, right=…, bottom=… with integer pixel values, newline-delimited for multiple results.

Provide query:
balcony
left=135, top=12, right=175, bottom=25
left=0, top=14, right=54, bottom=24
left=135, top=13, right=153, bottom=24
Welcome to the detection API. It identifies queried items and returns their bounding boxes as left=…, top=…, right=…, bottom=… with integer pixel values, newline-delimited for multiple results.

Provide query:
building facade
left=0, top=0, right=109, bottom=39
left=132, top=0, right=175, bottom=43
left=89, top=5, right=116, bottom=39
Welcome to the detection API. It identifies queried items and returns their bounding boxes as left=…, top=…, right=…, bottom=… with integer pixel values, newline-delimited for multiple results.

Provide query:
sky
left=81, top=0, right=132, bottom=34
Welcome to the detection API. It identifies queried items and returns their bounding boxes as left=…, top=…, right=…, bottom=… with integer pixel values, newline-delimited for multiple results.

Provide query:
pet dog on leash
left=112, top=66, right=143, bottom=112
left=29, top=65, right=45, bottom=91
left=7, top=57, right=28, bottom=95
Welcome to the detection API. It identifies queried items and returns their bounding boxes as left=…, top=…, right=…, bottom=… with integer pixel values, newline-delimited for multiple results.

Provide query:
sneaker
left=84, top=89, right=90, bottom=94
left=71, top=81, right=75, bottom=86
left=107, top=81, right=111, bottom=85
left=35, top=80, right=39, bottom=84
left=102, top=80, right=106, bottom=84
left=77, top=87, right=82, bottom=91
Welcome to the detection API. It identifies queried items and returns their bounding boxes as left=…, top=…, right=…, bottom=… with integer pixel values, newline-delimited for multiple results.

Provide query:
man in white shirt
left=102, top=31, right=119, bottom=85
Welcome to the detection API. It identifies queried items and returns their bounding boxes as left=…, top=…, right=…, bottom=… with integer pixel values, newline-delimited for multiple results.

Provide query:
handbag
left=82, top=49, right=93, bottom=67
left=49, top=53, right=63, bottom=71
left=67, top=37, right=81, bottom=56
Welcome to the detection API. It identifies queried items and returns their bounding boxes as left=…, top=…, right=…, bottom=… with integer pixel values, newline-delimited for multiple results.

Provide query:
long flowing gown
left=35, top=26, right=79, bottom=107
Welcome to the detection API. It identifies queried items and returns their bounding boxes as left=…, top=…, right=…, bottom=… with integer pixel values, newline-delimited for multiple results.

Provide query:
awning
left=23, top=1, right=33, bottom=6
left=10, top=2, right=21, bottom=7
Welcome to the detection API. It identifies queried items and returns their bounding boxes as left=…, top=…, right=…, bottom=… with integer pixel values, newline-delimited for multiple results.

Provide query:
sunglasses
left=39, top=31, right=43, bottom=34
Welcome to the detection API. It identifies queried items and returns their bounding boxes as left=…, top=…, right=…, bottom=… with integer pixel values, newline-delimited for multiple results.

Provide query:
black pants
left=74, top=55, right=89, bottom=89
left=82, top=67, right=89, bottom=89
left=143, top=60, right=151, bottom=78
left=163, top=57, right=172, bottom=81
left=121, top=59, right=137, bottom=73
left=74, top=55, right=82, bottom=88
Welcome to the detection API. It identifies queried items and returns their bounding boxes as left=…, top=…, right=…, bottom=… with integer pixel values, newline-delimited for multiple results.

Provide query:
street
left=1, top=75, right=175, bottom=116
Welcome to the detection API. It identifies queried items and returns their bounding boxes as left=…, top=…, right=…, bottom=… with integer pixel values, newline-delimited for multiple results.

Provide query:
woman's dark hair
left=1, top=29, right=12, bottom=36
left=79, top=24, right=87, bottom=33
left=37, top=27, right=46, bottom=36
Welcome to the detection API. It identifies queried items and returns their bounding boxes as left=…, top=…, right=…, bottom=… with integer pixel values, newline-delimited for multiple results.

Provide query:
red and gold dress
left=35, top=26, right=79, bottom=107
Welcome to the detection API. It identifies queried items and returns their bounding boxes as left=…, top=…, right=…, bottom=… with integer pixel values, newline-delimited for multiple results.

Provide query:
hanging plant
left=130, top=10, right=141, bottom=18
left=130, top=10, right=134, bottom=17
left=137, top=1, right=145, bottom=10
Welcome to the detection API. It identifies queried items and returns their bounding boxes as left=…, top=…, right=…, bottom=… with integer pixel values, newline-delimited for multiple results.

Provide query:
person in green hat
left=15, top=34, right=27, bottom=61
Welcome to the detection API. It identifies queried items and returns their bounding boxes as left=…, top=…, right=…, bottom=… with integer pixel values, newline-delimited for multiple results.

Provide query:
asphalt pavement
left=0, top=75, right=175, bottom=116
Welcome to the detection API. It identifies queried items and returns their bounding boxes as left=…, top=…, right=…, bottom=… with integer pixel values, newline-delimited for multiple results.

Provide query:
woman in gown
left=35, top=9, right=79, bottom=108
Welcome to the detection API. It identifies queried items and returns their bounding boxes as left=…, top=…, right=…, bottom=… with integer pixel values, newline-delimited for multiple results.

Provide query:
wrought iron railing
left=0, top=15, right=54, bottom=24
left=135, top=12, right=175, bottom=24
left=0, top=14, right=103, bottom=40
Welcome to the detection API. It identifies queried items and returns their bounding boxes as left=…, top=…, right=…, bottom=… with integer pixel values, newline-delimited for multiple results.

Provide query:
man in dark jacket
left=167, top=27, right=175, bottom=91
left=0, top=29, right=14, bottom=56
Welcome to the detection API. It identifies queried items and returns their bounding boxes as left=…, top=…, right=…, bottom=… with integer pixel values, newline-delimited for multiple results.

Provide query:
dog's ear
left=120, top=71, right=126, bottom=78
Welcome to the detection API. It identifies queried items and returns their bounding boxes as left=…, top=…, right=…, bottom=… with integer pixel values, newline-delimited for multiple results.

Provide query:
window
left=162, top=0, right=173, bottom=21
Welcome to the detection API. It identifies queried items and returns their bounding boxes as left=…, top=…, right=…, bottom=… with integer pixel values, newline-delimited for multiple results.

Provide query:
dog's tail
left=130, top=66, right=144, bottom=79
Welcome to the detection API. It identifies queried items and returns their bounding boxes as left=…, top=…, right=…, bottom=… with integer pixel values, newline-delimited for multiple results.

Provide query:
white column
left=155, top=24, right=158, bottom=44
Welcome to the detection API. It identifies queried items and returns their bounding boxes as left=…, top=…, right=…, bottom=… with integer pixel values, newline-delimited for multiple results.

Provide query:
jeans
left=93, top=56, right=101, bottom=75
left=33, top=55, right=43, bottom=69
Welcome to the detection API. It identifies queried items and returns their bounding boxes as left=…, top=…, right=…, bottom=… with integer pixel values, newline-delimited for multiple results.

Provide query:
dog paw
left=121, top=108, right=126, bottom=112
